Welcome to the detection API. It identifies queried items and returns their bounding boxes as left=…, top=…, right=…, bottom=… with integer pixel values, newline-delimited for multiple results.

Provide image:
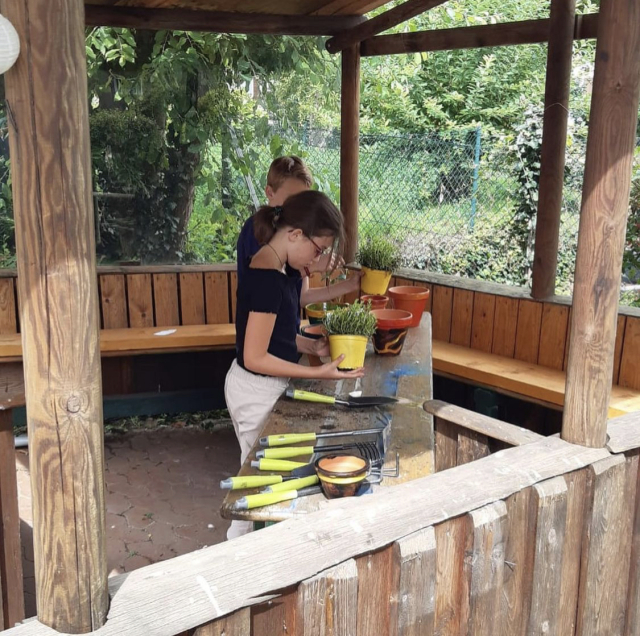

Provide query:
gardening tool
left=257, top=440, right=388, bottom=460
left=234, top=485, right=322, bottom=510
left=220, top=464, right=315, bottom=490
left=261, top=475, right=319, bottom=493
left=260, top=427, right=386, bottom=448
left=286, top=388, right=398, bottom=408
left=250, top=458, right=310, bottom=472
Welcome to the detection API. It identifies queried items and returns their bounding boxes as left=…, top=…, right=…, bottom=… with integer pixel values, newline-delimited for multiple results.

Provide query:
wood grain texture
left=152, top=273, right=180, bottom=327
left=431, top=285, right=453, bottom=342
left=204, top=272, right=231, bottom=324
left=470, top=292, right=496, bottom=353
left=563, top=0, right=640, bottom=446
left=492, top=295, right=519, bottom=358
left=229, top=271, right=238, bottom=323
left=607, top=411, right=640, bottom=454
left=324, top=560, right=358, bottom=636
left=619, top=317, right=640, bottom=390
left=450, top=288, right=474, bottom=347
left=576, top=454, right=638, bottom=636
left=179, top=272, right=206, bottom=325
left=1, top=0, right=109, bottom=629
left=126, top=274, right=154, bottom=328
left=514, top=299, right=543, bottom=363
left=0, top=279, right=17, bottom=335
left=192, top=609, right=250, bottom=636
left=100, top=274, right=128, bottom=328
left=456, top=429, right=490, bottom=466
left=434, top=418, right=459, bottom=472
left=537, top=303, right=570, bottom=370
left=356, top=547, right=394, bottom=636
left=251, top=587, right=297, bottom=636
left=612, top=314, right=627, bottom=385
left=296, top=570, right=328, bottom=635
left=624, top=449, right=640, bottom=636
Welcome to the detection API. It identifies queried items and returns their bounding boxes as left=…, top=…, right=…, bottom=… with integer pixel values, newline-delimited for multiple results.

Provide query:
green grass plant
left=322, top=300, right=377, bottom=337
left=356, top=235, right=402, bottom=272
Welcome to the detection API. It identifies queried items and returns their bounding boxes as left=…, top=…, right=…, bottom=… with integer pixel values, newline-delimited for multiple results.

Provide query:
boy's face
left=266, top=178, right=309, bottom=206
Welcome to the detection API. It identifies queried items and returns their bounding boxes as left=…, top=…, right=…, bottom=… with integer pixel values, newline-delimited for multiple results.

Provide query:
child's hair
left=267, top=156, right=313, bottom=191
left=253, top=190, right=344, bottom=252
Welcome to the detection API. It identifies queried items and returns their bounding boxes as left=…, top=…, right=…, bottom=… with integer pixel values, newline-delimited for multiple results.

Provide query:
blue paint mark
left=382, top=362, right=426, bottom=396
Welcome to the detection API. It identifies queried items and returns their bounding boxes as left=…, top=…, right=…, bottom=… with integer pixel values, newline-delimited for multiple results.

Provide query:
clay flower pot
left=360, top=266, right=392, bottom=295
left=371, top=309, right=413, bottom=356
left=315, top=454, right=370, bottom=498
left=360, top=294, right=389, bottom=310
left=300, top=324, right=325, bottom=340
left=328, top=334, right=368, bottom=370
left=387, top=286, right=430, bottom=328
left=305, top=302, right=347, bottom=325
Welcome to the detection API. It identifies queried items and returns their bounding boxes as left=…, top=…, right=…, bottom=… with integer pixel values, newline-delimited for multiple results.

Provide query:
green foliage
left=357, top=235, right=401, bottom=272
left=322, top=300, right=377, bottom=337
left=0, top=137, right=14, bottom=269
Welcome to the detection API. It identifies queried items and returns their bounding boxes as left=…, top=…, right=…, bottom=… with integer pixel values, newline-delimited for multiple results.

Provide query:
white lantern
left=0, top=14, right=20, bottom=75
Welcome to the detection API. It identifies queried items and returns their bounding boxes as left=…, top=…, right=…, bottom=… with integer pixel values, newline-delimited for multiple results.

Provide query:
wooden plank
left=361, top=13, right=599, bottom=56
left=527, top=477, right=568, bottom=635
left=606, top=411, right=640, bottom=454
left=152, top=273, right=180, bottom=327
left=514, top=299, right=543, bottom=363
left=431, top=285, right=453, bottom=342
left=563, top=306, right=573, bottom=371
left=0, top=409, right=24, bottom=629
left=356, top=546, right=394, bottom=636
left=563, top=0, right=640, bottom=446
left=251, top=587, right=297, bottom=636
left=434, top=418, right=459, bottom=472
left=450, top=288, right=474, bottom=347
left=126, top=274, right=154, bottom=328
left=325, top=560, right=358, bottom=636
left=466, top=502, right=507, bottom=635
left=229, top=271, right=239, bottom=323
left=179, top=272, right=206, bottom=326
left=424, top=400, right=544, bottom=446
left=457, top=429, right=490, bottom=466
left=625, top=450, right=640, bottom=636
left=492, top=295, right=519, bottom=358
left=340, top=45, right=360, bottom=262
left=500, top=487, right=536, bottom=635
left=204, top=272, right=231, bottom=325
left=0, top=278, right=17, bottom=335
left=613, top=314, right=627, bottom=385
left=557, top=469, right=590, bottom=636
left=392, top=527, right=436, bottom=636
left=619, top=317, right=640, bottom=390
left=192, top=609, right=250, bottom=636
left=434, top=515, right=472, bottom=635
left=576, top=454, right=638, bottom=636
left=100, top=274, right=128, bottom=329
left=470, top=292, right=496, bottom=353
left=537, top=303, right=570, bottom=370
left=296, top=570, right=327, bottom=635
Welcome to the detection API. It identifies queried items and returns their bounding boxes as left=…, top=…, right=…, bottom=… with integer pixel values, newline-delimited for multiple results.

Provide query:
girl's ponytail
left=253, top=205, right=282, bottom=245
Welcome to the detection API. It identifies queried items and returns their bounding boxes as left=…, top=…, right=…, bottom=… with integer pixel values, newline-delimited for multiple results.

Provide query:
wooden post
left=531, top=0, right=576, bottom=299
left=562, top=0, right=640, bottom=447
left=340, top=45, right=360, bottom=263
left=0, top=0, right=109, bottom=631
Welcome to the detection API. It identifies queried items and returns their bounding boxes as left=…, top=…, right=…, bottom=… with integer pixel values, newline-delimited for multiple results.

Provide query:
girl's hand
left=316, top=355, right=365, bottom=379
left=311, top=336, right=330, bottom=358
left=342, top=270, right=363, bottom=294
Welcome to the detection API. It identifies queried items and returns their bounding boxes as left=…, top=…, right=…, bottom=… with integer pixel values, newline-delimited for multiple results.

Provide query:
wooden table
left=221, top=314, right=434, bottom=523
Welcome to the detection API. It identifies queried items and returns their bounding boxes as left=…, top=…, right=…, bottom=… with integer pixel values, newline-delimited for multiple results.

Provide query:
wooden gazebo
left=0, top=0, right=639, bottom=633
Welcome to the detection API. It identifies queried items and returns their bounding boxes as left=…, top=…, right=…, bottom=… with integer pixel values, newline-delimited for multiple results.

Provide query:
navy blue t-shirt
left=235, top=268, right=300, bottom=371
left=236, top=215, right=303, bottom=307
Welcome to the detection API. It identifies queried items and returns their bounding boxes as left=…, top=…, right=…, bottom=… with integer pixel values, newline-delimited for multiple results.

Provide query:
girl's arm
left=243, top=312, right=364, bottom=380
left=301, top=273, right=362, bottom=306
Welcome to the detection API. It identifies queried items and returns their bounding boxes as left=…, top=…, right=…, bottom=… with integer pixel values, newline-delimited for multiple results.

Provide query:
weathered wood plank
left=251, top=587, right=297, bottom=636
left=100, top=274, right=128, bottom=329
left=296, top=570, right=327, bottom=635
left=576, top=454, right=638, bottom=636
left=356, top=546, right=394, bottom=636
left=514, top=299, right=543, bottom=363
left=528, top=477, right=568, bottom=636
left=492, top=295, right=519, bottom=358
left=325, top=560, right=358, bottom=636
left=192, top=609, right=250, bottom=636
left=606, top=411, right=640, bottom=454
left=392, top=527, right=436, bottom=636
left=613, top=314, right=627, bottom=385
left=450, top=288, right=474, bottom=347
left=0, top=278, right=17, bottom=335
left=432, top=285, right=453, bottom=342
left=620, top=317, right=640, bottom=391
left=126, top=274, right=154, bottom=328
left=204, top=272, right=231, bottom=325
left=456, top=428, right=490, bottom=466
left=152, top=274, right=180, bottom=327
left=229, top=272, right=239, bottom=323
left=538, top=303, right=570, bottom=370
left=470, top=292, right=496, bottom=353
left=179, top=272, right=206, bottom=326
left=625, top=450, right=640, bottom=636
left=424, top=400, right=543, bottom=446
left=434, top=417, right=459, bottom=472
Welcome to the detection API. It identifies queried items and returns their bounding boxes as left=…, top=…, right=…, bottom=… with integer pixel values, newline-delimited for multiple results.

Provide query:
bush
left=322, top=300, right=377, bottom=337
left=356, top=235, right=401, bottom=272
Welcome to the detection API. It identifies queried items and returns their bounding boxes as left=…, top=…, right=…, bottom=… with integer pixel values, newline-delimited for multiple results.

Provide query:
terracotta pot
left=305, top=302, right=348, bottom=325
left=300, top=324, right=325, bottom=340
left=328, top=334, right=368, bottom=370
left=387, top=286, right=430, bottom=328
left=360, top=266, right=392, bottom=295
left=370, top=309, right=413, bottom=356
left=315, top=455, right=370, bottom=498
left=360, top=294, right=389, bottom=310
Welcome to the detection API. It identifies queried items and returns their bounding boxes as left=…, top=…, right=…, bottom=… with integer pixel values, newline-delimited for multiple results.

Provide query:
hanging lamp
left=0, top=14, right=20, bottom=75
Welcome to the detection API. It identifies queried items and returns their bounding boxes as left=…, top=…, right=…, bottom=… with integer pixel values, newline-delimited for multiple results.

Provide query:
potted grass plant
left=322, top=300, right=377, bottom=369
left=357, top=235, right=401, bottom=295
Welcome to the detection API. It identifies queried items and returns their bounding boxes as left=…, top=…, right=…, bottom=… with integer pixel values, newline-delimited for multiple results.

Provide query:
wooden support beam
left=531, top=0, right=576, bottom=299
left=360, top=13, right=598, bottom=56
left=562, top=0, right=640, bottom=447
left=326, top=0, right=447, bottom=54
left=85, top=6, right=365, bottom=36
left=340, top=46, right=360, bottom=263
left=0, top=0, right=109, bottom=631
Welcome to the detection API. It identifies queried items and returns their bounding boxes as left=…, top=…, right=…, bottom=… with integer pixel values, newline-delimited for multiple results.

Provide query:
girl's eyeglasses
left=306, top=235, right=332, bottom=258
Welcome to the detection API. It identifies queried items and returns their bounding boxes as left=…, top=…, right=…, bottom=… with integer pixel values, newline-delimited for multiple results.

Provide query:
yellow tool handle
left=238, top=490, right=298, bottom=510
left=252, top=458, right=309, bottom=472
left=261, top=446, right=315, bottom=459
left=220, top=475, right=283, bottom=490
left=261, top=433, right=318, bottom=447
left=287, top=389, right=337, bottom=405
left=265, top=475, right=319, bottom=493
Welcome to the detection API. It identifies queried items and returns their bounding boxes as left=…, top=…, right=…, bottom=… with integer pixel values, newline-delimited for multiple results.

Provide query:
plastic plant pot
left=360, top=267, right=392, bottom=295
left=305, top=302, right=348, bottom=325
left=328, top=334, right=368, bottom=370
left=360, top=294, right=389, bottom=310
left=387, top=286, right=431, bottom=328
left=370, top=309, right=413, bottom=356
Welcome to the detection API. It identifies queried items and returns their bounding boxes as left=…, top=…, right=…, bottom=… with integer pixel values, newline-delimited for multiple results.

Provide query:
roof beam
left=360, top=13, right=598, bottom=55
left=85, top=6, right=365, bottom=35
left=325, top=0, right=447, bottom=53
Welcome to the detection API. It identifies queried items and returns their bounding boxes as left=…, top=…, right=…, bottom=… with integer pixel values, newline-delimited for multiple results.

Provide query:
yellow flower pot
left=328, top=334, right=368, bottom=370
left=361, top=266, right=392, bottom=295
